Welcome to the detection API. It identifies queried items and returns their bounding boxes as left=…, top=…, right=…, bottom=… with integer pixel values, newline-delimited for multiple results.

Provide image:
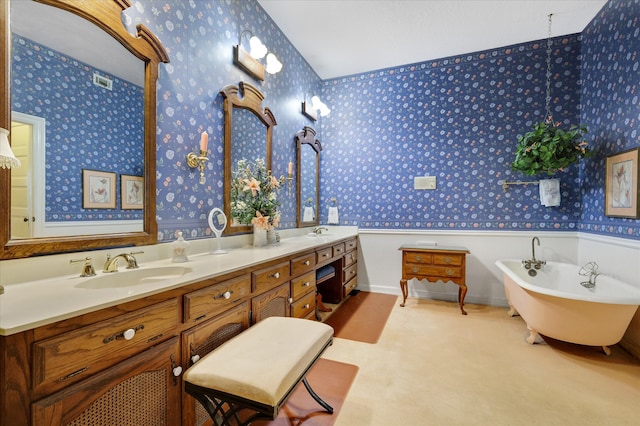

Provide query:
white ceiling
left=257, top=0, right=608, bottom=79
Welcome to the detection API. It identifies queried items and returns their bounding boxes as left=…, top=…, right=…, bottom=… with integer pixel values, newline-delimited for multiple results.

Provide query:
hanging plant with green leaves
left=510, top=14, right=594, bottom=176
left=511, top=118, right=593, bottom=176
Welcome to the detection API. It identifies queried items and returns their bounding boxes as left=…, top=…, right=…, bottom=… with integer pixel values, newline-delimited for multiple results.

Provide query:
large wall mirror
left=0, top=0, right=169, bottom=259
left=296, top=126, right=321, bottom=228
left=221, top=82, right=276, bottom=235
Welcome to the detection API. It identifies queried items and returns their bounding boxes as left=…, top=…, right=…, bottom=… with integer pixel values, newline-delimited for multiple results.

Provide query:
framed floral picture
left=605, top=148, right=640, bottom=218
left=82, top=169, right=116, bottom=209
left=121, top=174, right=144, bottom=210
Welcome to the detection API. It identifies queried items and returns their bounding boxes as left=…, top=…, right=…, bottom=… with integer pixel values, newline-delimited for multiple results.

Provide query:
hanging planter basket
left=511, top=118, right=593, bottom=176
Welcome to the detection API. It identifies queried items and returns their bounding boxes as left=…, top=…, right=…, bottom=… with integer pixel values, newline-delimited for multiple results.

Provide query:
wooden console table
left=399, top=245, right=470, bottom=314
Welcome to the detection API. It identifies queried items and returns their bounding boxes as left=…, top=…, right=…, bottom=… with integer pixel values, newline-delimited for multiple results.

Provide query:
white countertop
left=0, top=228, right=358, bottom=335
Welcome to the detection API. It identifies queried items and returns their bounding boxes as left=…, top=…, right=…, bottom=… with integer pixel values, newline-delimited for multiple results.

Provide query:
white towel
left=303, top=206, right=315, bottom=222
left=539, top=178, right=561, bottom=207
left=328, top=206, right=340, bottom=224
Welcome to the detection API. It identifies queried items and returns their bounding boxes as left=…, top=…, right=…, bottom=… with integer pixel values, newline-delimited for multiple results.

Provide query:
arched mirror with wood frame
left=0, top=0, right=169, bottom=259
left=221, top=81, right=276, bottom=235
left=296, top=126, right=321, bottom=228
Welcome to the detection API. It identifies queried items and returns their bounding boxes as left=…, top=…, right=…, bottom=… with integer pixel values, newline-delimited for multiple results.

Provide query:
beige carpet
left=321, top=296, right=640, bottom=426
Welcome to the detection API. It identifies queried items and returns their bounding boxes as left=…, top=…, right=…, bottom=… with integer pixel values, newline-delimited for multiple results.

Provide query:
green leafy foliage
left=511, top=119, right=593, bottom=176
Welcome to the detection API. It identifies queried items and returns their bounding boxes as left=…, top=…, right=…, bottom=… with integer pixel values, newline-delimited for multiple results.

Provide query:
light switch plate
left=414, top=176, right=436, bottom=190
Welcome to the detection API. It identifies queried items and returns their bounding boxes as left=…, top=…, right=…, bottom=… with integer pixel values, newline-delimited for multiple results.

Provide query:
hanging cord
left=544, top=13, right=553, bottom=121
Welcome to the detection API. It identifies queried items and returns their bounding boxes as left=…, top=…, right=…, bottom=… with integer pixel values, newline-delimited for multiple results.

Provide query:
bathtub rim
left=495, top=259, right=640, bottom=305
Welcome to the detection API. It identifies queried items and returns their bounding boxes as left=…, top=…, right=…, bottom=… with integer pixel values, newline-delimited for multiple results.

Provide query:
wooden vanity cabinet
left=315, top=238, right=359, bottom=304
left=31, top=336, right=182, bottom=426
left=0, top=234, right=357, bottom=426
left=289, top=251, right=317, bottom=319
left=342, top=238, right=358, bottom=298
left=181, top=302, right=250, bottom=426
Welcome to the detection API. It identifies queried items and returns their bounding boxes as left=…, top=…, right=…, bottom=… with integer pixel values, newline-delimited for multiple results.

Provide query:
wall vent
left=93, top=73, right=113, bottom=90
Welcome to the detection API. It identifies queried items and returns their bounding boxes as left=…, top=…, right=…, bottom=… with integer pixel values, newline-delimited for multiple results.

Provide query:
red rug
left=254, top=358, right=359, bottom=426
left=324, top=291, right=397, bottom=344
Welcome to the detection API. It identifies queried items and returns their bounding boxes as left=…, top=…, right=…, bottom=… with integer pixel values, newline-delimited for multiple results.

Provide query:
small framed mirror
left=296, top=127, right=322, bottom=228
left=208, top=207, right=227, bottom=254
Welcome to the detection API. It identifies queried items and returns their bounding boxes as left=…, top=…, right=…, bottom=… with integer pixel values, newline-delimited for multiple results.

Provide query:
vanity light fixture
left=302, top=95, right=331, bottom=121
left=233, top=30, right=282, bottom=81
left=186, top=131, right=209, bottom=184
left=0, top=128, right=21, bottom=169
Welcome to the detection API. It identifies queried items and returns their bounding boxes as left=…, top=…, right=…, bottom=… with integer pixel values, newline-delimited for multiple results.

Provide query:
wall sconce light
left=0, top=127, right=21, bottom=169
left=301, top=95, right=331, bottom=121
left=186, top=131, right=209, bottom=184
left=233, top=30, right=282, bottom=81
left=287, top=160, right=293, bottom=196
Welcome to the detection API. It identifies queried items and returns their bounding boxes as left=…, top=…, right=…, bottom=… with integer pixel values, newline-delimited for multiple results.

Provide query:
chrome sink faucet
left=313, top=226, right=328, bottom=235
left=103, top=251, right=143, bottom=273
left=522, top=237, right=546, bottom=270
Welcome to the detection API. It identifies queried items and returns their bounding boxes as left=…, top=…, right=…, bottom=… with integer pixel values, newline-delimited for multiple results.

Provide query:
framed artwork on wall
left=82, top=169, right=116, bottom=209
left=605, top=148, right=640, bottom=218
left=121, top=174, right=144, bottom=210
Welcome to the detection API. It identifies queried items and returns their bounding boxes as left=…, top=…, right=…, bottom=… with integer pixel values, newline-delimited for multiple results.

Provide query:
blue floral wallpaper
left=320, top=37, right=583, bottom=230
left=11, top=35, right=144, bottom=221
left=579, top=0, right=640, bottom=239
left=20, top=0, right=637, bottom=241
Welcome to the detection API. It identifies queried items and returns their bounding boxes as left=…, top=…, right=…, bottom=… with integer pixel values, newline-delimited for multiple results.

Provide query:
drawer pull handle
left=303, top=260, right=310, bottom=266
left=443, top=256, right=452, bottom=264
left=446, top=268, right=454, bottom=276
left=103, top=324, right=144, bottom=344
left=303, top=304, right=310, bottom=309
left=147, top=333, right=164, bottom=343
left=214, top=290, right=233, bottom=300
left=412, top=267, right=420, bottom=273
left=415, top=255, right=423, bottom=261
left=59, top=367, right=89, bottom=382
left=271, top=272, right=280, bottom=279
left=303, top=281, right=310, bottom=287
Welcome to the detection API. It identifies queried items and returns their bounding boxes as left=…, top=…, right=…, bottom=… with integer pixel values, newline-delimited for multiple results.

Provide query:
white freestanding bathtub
left=495, top=259, right=640, bottom=354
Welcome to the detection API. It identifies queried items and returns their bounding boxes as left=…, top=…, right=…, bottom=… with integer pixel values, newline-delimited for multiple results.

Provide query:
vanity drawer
left=403, top=264, right=463, bottom=279
left=344, top=276, right=358, bottom=297
left=290, top=291, right=316, bottom=318
left=345, top=238, right=357, bottom=253
left=343, top=249, right=357, bottom=267
left=252, top=261, right=290, bottom=292
left=332, top=243, right=345, bottom=257
left=291, top=271, right=316, bottom=299
left=32, top=298, right=179, bottom=396
left=316, top=247, right=333, bottom=264
left=433, top=253, right=463, bottom=266
left=404, top=251, right=433, bottom=264
left=343, top=263, right=357, bottom=283
left=291, top=252, right=316, bottom=277
left=184, top=275, right=251, bottom=323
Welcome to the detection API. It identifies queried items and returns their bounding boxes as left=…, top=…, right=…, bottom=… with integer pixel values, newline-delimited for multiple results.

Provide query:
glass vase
left=253, top=227, right=268, bottom=247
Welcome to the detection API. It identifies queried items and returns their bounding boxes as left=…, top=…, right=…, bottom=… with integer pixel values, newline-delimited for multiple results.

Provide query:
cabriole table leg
left=400, top=278, right=408, bottom=307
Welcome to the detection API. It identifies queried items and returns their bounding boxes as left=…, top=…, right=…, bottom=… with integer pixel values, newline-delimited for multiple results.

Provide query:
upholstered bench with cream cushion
left=183, top=316, right=334, bottom=425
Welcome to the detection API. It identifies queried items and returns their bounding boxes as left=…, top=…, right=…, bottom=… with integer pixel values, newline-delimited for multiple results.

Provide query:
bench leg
left=302, top=377, right=334, bottom=414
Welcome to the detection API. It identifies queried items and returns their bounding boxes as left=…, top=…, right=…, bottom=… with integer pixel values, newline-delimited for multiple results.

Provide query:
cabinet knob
left=303, top=304, right=310, bottom=309
left=214, top=290, right=233, bottom=300
left=123, top=328, right=136, bottom=340
left=271, top=272, right=280, bottom=279
left=191, top=354, right=200, bottom=364
left=303, top=281, right=310, bottom=287
left=173, top=366, right=183, bottom=377
left=303, top=260, right=310, bottom=266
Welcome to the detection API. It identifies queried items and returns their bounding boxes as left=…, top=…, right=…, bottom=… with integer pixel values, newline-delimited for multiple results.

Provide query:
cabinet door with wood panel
left=181, top=303, right=250, bottom=426
left=251, top=283, right=290, bottom=324
left=32, top=337, right=182, bottom=426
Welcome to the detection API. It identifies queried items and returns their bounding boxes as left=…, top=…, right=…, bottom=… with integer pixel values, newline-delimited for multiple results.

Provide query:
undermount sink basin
left=75, top=266, right=193, bottom=289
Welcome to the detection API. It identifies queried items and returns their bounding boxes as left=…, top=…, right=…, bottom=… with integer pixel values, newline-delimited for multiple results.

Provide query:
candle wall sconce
left=187, top=132, right=209, bottom=184
left=287, top=160, right=294, bottom=196
left=233, top=30, right=282, bottom=81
